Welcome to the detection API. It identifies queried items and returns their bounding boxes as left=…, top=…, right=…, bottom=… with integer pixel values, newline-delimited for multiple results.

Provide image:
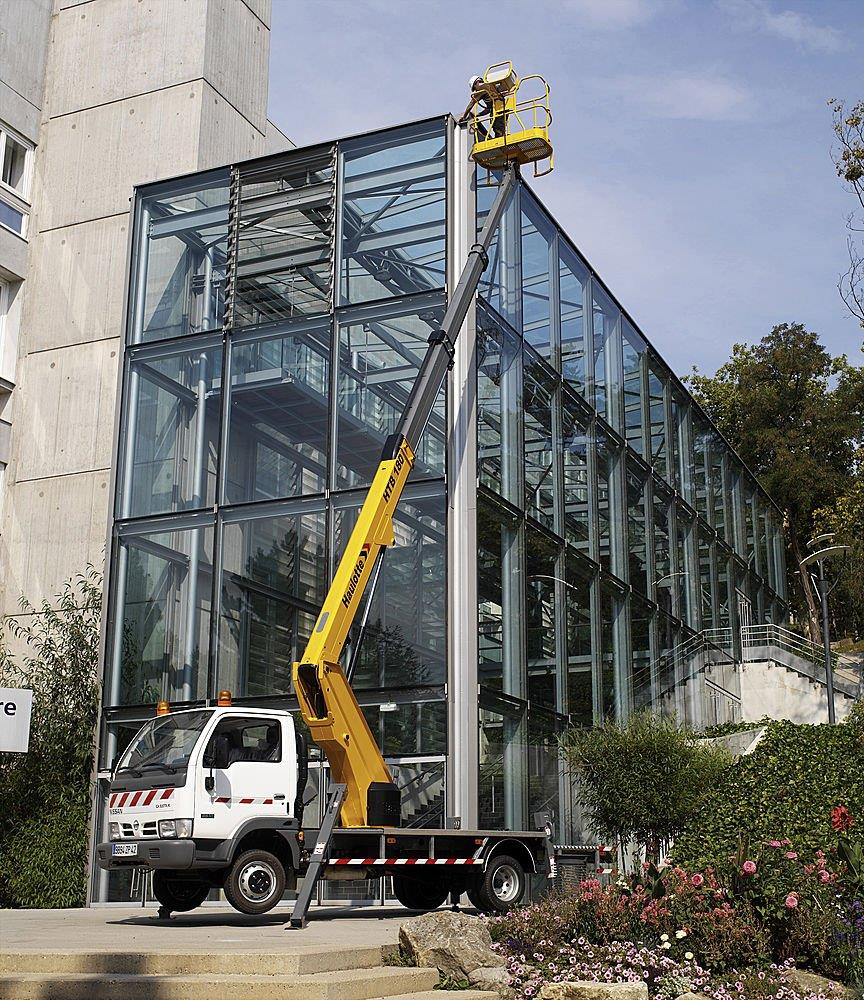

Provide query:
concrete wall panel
left=239, top=0, right=270, bottom=27
left=0, top=469, right=109, bottom=611
left=35, top=83, right=208, bottom=231
left=14, top=339, right=118, bottom=480
left=24, top=214, right=129, bottom=353
left=203, top=0, right=269, bottom=133
left=46, top=0, right=208, bottom=119
left=0, top=0, right=52, bottom=113
left=196, top=81, right=267, bottom=168
left=0, top=227, right=28, bottom=281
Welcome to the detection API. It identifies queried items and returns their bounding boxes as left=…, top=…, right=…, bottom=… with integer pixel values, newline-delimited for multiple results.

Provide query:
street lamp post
left=800, top=534, right=851, bottom=725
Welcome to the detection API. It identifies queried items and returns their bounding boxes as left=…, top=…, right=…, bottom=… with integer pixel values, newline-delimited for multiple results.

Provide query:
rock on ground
left=675, top=994, right=704, bottom=999
left=398, top=910, right=505, bottom=981
left=785, top=969, right=850, bottom=998
left=537, top=983, right=650, bottom=1000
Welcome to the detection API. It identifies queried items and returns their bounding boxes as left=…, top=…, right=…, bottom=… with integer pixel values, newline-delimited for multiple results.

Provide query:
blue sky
left=268, top=0, right=864, bottom=377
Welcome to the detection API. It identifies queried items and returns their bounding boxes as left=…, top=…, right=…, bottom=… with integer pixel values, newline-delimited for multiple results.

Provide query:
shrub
left=0, top=569, right=101, bottom=908
left=673, top=716, right=864, bottom=872
left=561, top=711, right=730, bottom=865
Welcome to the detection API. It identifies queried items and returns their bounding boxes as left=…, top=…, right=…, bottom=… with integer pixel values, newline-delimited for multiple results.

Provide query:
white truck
left=96, top=701, right=553, bottom=921
left=97, top=66, right=559, bottom=927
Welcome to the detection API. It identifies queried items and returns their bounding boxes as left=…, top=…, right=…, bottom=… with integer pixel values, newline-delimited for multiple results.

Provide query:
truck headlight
left=109, top=822, right=120, bottom=840
left=159, top=819, right=193, bottom=839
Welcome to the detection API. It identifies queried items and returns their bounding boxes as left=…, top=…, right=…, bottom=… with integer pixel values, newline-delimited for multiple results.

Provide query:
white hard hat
left=469, top=75, right=483, bottom=88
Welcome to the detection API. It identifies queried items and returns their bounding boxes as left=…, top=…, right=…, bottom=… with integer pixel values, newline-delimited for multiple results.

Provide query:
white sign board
left=0, top=688, right=33, bottom=753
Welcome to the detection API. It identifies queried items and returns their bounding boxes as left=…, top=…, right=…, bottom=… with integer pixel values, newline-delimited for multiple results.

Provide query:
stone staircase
left=0, top=945, right=499, bottom=999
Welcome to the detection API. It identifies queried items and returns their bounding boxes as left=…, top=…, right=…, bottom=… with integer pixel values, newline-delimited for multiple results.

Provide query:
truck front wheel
left=152, top=871, right=210, bottom=917
left=392, top=875, right=449, bottom=911
left=223, top=849, right=286, bottom=915
left=468, top=854, right=526, bottom=913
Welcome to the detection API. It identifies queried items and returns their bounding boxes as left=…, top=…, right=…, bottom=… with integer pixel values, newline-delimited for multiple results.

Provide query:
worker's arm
left=292, top=164, right=518, bottom=828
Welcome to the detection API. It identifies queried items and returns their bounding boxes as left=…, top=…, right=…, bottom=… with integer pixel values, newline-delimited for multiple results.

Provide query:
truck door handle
left=273, top=794, right=286, bottom=801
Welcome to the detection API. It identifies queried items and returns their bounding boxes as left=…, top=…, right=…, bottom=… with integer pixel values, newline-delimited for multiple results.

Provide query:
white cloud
left=719, top=0, right=847, bottom=53
left=558, top=0, right=661, bottom=28
left=605, top=73, right=753, bottom=120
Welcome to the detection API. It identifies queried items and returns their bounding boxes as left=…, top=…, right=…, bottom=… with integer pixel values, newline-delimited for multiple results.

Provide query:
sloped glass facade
left=94, top=116, right=786, bottom=897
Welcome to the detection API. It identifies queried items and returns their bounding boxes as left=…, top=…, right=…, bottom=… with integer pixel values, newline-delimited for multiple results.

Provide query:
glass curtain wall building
left=94, top=116, right=786, bottom=897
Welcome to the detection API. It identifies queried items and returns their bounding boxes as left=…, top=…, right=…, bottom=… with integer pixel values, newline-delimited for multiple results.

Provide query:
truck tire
left=223, top=849, right=286, bottom=915
left=152, top=871, right=210, bottom=915
left=468, top=854, right=526, bottom=913
left=392, top=875, right=449, bottom=912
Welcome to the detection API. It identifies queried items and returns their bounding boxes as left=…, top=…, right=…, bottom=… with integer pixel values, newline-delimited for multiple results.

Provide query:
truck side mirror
left=213, top=734, right=231, bottom=770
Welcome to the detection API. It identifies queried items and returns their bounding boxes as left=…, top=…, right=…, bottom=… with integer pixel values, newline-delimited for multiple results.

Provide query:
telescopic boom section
left=292, top=165, right=518, bottom=828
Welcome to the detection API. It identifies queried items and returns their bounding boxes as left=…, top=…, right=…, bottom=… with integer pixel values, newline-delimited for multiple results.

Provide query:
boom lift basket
left=469, top=61, right=553, bottom=176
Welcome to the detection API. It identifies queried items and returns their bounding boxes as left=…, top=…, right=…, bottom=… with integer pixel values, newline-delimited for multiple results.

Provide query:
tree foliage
left=560, top=711, right=730, bottom=867
left=686, top=324, right=864, bottom=640
left=830, top=97, right=864, bottom=329
left=0, top=569, right=101, bottom=907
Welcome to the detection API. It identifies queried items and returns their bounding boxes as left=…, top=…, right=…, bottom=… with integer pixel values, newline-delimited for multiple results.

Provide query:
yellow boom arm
left=292, top=162, right=519, bottom=828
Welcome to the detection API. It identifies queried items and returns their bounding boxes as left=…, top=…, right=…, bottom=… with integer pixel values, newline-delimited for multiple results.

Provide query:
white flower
left=675, top=930, right=687, bottom=939
left=660, top=934, right=669, bottom=942
left=660, top=942, right=671, bottom=950
left=685, top=952, right=694, bottom=961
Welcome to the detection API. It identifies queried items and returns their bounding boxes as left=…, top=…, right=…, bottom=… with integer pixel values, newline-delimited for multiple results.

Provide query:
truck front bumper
left=96, top=839, right=195, bottom=871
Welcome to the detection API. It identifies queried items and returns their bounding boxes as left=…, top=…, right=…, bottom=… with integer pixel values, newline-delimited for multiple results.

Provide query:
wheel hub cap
left=492, top=864, right=520, bottom=903
left=239, top=862, right=275, bottom=902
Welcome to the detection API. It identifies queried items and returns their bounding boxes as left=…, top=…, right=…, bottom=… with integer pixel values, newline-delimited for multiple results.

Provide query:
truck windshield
left=116, top=710, right=212, bottom=774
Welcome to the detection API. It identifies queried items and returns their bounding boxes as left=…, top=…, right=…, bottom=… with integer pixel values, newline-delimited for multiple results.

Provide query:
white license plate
left=112, top=843, right=138, bottom=857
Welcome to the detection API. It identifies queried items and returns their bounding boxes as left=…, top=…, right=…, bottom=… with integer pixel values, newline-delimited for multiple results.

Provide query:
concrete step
left=0, top=966, right=440, bottom=1000
left=0, top=945, right=384, bottom=977
left=383, top=992, right=498, bottom=1000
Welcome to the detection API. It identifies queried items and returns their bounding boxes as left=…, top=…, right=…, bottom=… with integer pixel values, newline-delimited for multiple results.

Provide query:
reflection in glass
left=561, top=390, right=590, bottom=553
left=523, top=352, right=556, bottom=530
left=234, top=148, right=334, bottom=326
left=477, top=497, right=521, bottom=692
left=218, top=507, right=326, bottom=697
left=479, top=688, right=527, bottom=831
left=600, top=581, right=620, bottom=720
left=525, top=526, right=560, bottom=710
left=122, top=342, right=222, bottom=519
left=630, top=595, right=653, bottom=711
left=622, top=322, right=646, bottom=457
left=134, top=173, right=229, bottom=344
left=478, top=174, right=520, bottom=328
left=596, top=427, right=620, bottom=575
left=109, top=522, right=214, bottom=706
left=336, top=298, right=445, bottom=488
left=593, top=286, right=619, bottom=421
left=711, top=433, right=728, bottom=542
left=559, top=244, right=588, bottom=397
left=565, top=551, right=593, bottom=726
left=653, top=488, right=674, bottom=618
left=225, top=324, right=329, bottom=503
left=477, top=309, right=521, bottom=504
left=626, top=458, right=649, bottom=596
left=341, top=121, right=446, bottom=305
left=693, top=414, right=710, bottom=522
left=521, top=196, right=552, bottom=359
left=335, top=486, right=445, bottom=689
left=648, top=357, right=667, bottom=479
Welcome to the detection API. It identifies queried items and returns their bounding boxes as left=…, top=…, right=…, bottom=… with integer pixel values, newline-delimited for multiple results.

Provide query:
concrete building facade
left=0, top=0, right=290, bottom=635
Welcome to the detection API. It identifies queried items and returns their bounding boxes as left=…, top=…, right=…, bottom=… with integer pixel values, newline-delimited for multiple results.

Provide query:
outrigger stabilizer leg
left=289, top=783, right=347, bottom=929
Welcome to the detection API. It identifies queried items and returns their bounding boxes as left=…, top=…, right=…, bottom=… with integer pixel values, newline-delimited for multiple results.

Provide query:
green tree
left=830, top=98, right=864, bottom=329
left=0, top=570, right=101, bottom=907
left=561, top=711, right=729, bottom=868
left=686, top=325, right=864, bottom=641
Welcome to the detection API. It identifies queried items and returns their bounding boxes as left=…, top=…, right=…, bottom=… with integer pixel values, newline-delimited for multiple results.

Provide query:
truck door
left=194, top=715, right=295, bottom=843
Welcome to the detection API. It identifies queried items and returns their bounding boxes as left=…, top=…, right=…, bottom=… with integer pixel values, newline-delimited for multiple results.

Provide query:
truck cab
left=97, top=703, right=307, bottom=916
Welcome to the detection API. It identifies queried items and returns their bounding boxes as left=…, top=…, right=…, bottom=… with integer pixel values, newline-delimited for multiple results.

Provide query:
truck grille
left=120, top=821, right=158, bottom=839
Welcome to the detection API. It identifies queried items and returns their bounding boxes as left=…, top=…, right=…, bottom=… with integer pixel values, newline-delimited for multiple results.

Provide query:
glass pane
left=134, top=174, right=229, bottom=344
left=478, top=173, right=519, bottom=328
left=109, top=522, right=214, bottom=705
left=559, top=244, right=588, bottom=397
left=527, top=707, right=563, bottom=830
left=0, top=199, right=25, bottom=234
left=626, top=458, right=649, bottom=596
left=561, top=391, right=590, bottom=553
left=521, top=196, right=552, bottom=360
left=600, top=582, right=619, bottom=720
left=525, top=526, right=560, bottom=710
left=653, top=488, right=673, bottom=618
left=631, top=595, right=653, bottom=711
left=647, top=356, right=667, bottom=480
left=2, top=134, right=28, bottom=193
left=523, top=352, right=556, bottom=530
left=336, top=298, right=445, bottom=489
left=121, top=343, right=222, bottom=519
left=699, top=529, right=716, bottom=629
left=218, top=507, right=326, bottom=697
left=592, top=286, right=619, bottom=421
left=693, top=414, right=710, bottom=522
left=711, top=433, right=728, bottom=542
left=622, top=321, right=645, bottom=457
left=476, top=307, right=521, bottom=504
left=335, top=486, right=446, bottom=689
left=596, top=427, right=618, bottom=575
left=479, top=689, right=527, bottom=831
left=565, top=552, right=593, bottom=725
left=477, top=496, right=520, bottom=692
left=234, top=148, right=334, bottom=326
left=366, top=705, right=446, bottom=759
left=225, top=325, right=330, bottom=503
left=340, top=121, right=446, bottom=305
left=677, top=509, right=693, bottom=627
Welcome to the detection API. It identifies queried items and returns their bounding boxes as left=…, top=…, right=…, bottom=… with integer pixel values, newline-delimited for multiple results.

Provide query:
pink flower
left=691, top=874, right=705, bottom=887
left=768, top=840, right=783, bottom=848
left=819, top=871, right=831, bottom=883
left=785, top=893, right=799, bottom=909
left=784, top=851, right=798, bottom=860
left=742, top=860, right=757, bottom=875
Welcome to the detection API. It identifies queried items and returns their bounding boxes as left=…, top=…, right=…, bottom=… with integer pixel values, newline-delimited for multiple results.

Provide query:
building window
left=0, top=125, right=33, bottom=238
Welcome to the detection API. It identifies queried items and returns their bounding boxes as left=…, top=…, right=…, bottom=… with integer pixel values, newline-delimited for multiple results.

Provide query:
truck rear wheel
left=468, top=854, right=526, bottom=913
left=223, top=849, right=286, bottom=915
left=392, top=875, right=449, bottom=912
left=152, top=871, right=210, bottom=916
